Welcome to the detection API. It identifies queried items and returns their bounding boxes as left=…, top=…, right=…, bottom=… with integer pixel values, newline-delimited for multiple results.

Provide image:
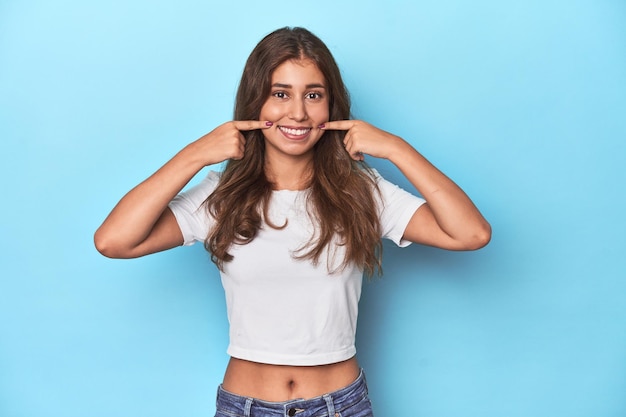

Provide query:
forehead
left=271, top=59, right=326, bottom=86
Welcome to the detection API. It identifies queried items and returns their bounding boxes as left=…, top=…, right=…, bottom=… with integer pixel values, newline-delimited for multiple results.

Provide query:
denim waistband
left=216, top=369, right=369, bottom=417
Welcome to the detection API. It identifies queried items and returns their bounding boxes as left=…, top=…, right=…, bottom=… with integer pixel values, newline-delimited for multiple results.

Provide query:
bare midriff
left=221, top=356, right=361, bottom=402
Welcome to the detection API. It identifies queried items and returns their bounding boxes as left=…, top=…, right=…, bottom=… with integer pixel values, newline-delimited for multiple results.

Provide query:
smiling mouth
left=278, top=126, right=312, bottom=136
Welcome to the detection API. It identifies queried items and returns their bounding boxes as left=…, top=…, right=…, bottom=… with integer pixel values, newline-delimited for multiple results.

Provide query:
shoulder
left=361, top=167, right=395, bottom=191
left=170, top=170, right=222, bottom=209
left=365, top=167, right=426, bottom=210
left=184, top=170, right=222, bottom=197
left=200, top=170, right=222, bottom=188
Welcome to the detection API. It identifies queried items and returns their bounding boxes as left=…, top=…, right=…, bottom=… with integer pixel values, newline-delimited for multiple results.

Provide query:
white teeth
left=279, top=126, right=311, bottom=136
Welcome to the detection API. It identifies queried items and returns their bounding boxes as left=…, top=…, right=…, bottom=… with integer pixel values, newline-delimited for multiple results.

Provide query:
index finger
left=319, top=120, right=356, bottom=131
left=233, top=120, right=273, bottom=131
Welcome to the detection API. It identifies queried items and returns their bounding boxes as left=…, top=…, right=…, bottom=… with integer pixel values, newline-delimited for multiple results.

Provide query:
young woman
left=95, top=27, right=490, bottom=417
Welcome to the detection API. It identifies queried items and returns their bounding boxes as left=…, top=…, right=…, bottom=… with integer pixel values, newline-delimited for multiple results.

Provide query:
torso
left=221, top=356, right=361, bottom=401
left=169, top=170, right=422, bottom=402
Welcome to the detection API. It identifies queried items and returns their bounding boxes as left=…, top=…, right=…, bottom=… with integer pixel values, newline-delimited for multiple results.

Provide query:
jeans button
left=287, top=408, right=296, bottom=416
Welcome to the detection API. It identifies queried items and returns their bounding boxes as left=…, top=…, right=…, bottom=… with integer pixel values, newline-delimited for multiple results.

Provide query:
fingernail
left=318, top=123, right=325, bottom=129
left=265, top=121, right=273, bottom=127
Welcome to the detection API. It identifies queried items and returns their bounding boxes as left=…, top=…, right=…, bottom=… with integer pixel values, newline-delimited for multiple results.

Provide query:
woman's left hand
left=321, top=120, right=407, bottom=161
left=322, top=119, right=491, bottom=251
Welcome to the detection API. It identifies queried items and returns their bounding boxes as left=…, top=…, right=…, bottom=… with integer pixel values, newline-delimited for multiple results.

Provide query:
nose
left=288, top=98, right=308, bottom=122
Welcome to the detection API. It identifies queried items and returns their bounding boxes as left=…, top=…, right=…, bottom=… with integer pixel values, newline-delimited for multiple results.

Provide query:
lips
left=278, top=125, right=312, bottom=139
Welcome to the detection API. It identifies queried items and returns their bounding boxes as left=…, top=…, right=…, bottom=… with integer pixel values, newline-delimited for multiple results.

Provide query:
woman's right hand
left=94, top=120, right=272, bottom=258
left=190, top=120, right=273, bottom=166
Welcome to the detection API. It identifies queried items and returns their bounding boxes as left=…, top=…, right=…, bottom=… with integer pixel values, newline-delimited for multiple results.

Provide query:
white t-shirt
left=168, top=170, right=425, bottom=366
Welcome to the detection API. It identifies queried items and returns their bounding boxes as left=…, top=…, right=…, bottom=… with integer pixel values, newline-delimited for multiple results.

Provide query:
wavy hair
left=204, top=27, right=382, bottom=276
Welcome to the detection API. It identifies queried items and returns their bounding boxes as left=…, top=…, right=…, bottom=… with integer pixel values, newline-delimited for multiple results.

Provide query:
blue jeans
left=214, top=370, right=374, bottom=417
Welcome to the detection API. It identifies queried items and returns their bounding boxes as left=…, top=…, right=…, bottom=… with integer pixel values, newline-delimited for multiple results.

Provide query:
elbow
left=93, top=228, right=132, bottom=259
left=465, top=221, right=492, bottom=250
left=93, top=230, right=117, bottom=258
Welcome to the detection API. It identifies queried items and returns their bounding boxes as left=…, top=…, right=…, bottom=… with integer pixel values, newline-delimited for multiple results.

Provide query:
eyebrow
left=272, top=83, right=326, bottom=89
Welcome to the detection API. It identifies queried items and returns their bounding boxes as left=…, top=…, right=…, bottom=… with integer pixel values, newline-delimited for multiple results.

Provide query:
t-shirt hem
left=167, top=202, right=196, bottom=246
left=227, top=345, right=357, bottom=366
left=392, top=199, right=427, bottom=247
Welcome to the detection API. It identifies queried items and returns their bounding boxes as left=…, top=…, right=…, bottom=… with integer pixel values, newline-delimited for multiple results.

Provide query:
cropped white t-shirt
left=168, top=170, right=425, bottom=366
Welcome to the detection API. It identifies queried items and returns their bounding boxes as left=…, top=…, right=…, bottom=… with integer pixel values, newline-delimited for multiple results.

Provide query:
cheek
left=259, top=102, right=282, bottom=121
left=309, top=105, right=329, bottom=122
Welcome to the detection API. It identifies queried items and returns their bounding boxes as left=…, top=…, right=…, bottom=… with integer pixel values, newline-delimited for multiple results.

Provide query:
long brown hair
left=204, top=27, right=382, bottom=276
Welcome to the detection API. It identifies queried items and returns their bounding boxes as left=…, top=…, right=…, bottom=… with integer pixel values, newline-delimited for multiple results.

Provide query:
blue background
left=1, top=1, right=625, bottom=416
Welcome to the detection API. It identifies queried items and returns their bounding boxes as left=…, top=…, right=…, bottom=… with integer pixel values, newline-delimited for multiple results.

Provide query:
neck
left=264, top=153, right=313, bottom=191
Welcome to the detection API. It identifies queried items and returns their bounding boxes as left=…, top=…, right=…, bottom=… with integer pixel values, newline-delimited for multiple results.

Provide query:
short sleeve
left=374, top=170, right=426, bottom=247
left=167, top=171, right=220, bottom=246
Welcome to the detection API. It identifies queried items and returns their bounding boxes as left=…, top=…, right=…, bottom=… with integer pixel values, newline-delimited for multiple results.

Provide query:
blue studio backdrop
left=1, top=1, right=625, bottom=416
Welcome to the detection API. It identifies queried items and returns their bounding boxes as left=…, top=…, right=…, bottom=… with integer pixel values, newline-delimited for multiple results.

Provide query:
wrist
left=178, top=141, right=213, bottom=171
left=385, top=136, right=414, bottom=162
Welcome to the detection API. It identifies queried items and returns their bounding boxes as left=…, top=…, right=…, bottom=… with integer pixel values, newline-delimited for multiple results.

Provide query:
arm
left=321, top=120, right=491, bottom=250
left=94, top=120, right=272, bottom=258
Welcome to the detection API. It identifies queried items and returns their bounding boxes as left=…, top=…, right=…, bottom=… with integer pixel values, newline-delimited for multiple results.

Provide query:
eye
left=272, top=91, right=288, bottom=99
left=306, top=92, right=323, bottom=100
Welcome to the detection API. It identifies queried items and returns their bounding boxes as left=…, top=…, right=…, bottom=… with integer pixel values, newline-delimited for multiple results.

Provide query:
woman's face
left=259, top=59, right=329, bottom=161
